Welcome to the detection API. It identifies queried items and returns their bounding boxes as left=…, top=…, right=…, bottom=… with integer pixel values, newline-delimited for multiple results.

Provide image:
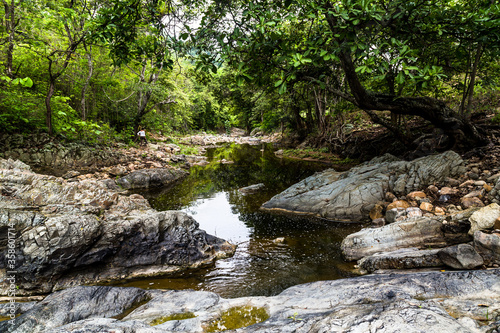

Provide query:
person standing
left=137, top=128, right=148, bottom=146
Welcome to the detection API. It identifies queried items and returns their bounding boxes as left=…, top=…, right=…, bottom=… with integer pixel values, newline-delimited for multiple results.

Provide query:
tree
left=195, top=0, right=500, bottom=149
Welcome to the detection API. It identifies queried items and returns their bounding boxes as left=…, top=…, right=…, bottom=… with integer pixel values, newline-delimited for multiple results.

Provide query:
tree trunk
left=46, top=79, right=55, bottom=135
left=3, top=0, right=16, bottom=78
left=80, top=43, right=93, bottom=120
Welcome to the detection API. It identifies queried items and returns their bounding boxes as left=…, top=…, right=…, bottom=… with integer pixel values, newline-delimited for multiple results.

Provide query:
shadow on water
left=119, top=143, right=364, bottom=298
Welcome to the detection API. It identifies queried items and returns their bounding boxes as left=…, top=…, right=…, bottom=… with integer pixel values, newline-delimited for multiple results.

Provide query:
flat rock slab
left=358, top=248, right=443, bottom=273
left=261, top=151, right=464, bottom=222
left=341, top=217, right=450, bottom=261
left=3, top=269, right=499, bottom=332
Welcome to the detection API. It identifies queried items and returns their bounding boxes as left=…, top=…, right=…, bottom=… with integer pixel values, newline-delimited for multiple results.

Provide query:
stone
left=385, top=208, right=406, bottom=223
left=108, top=165, right=128, bottom=177
left=437, top=244, right=484, bottom=269
left=406, top=207, right=423, bottom=219
left=428, top=185, right=439, bottom=194
left=3, top=270, right=499, bottom=333
left=468, top=172, right=480, bottom=180
left=386, top=200, right=410, bottom=211
left=460, top=180, right=475, bottom=188
left=420, top=202, right=434, bottom=212
left=407, top=191, right=427, bottom=201
left=341, top=217, right=449, bottom=261
left=461, top=197, right=485, bottom=209
left=61, top=170, right=80, bottom=179
left=435, top=206, right=446, bottom=215
left=463, top=190, right=483, bottom=198
left=474, top=180, right=486, bottom=187
left=0, top=161, right=235, bottom=296
left=238, top=183, right=266, bottom=195
left=468, top=203, right=500, bottom=235
left=445, top=177, right=461, bottom=187
left=115, top=167, right=188, bottom=189
left=473, top=231, right=500, bottom=265
left=440, top=187, right=458, bottom=195
left=358, top=248, right=442, bottom=274
left=261, top=151, right=464, bottom=222
left=385, top=192, right=397, bottom=202
left=371, top=218, right=386, bottom=228
left=484, top=183, right=493, bottom=192
left=369, top=203, right=385, bottom=220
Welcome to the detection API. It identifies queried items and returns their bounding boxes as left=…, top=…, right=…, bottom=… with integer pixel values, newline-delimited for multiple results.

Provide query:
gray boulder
left=358, top=248, right=443, bottom=274
left=261, top=151, right=464, bottom=221
left=341, top=217, right=450, bottom=261
left=3, top=269, right=499, bottom=332
left=115, top=167, right=188, bottom=190
left=438, top=244, right=484, bottom=269
left=0, top=160, right=235, bottom=296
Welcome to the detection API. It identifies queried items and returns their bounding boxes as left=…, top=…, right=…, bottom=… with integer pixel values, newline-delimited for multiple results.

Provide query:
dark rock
left=115, top=167, right=188, bottom=189
left=358, top=248, right=443, bottom=273
left=238, top=183, right=266, bottom=195
left=61, top=170, right=80, bottom=179
left=438, top=244, right=484, bottom=269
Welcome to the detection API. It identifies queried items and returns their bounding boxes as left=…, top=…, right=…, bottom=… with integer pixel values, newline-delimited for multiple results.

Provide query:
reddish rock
left=407, top=191, right=427, bottom=201
left=387, top=200, right=410, bottom=211
left=369, top=204, right=385, bottom=221
left=420, top=202, right=434, bottom=212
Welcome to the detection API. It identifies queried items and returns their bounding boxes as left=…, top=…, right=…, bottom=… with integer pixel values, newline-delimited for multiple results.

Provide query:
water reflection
left=121, top=143, right=363, bottom=298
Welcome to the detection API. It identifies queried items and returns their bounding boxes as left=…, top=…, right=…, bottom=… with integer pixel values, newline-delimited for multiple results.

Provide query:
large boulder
left=0, top=159, right=235, bottom=296
left=437, top=244, right=484, bottom=269
left=341, top=217, right=453, bottom=261
left=114, top=167, right=188, bottom=189
left=261, top=151, right=464, bottom=221
left=3, top=269, right=499, bottom=332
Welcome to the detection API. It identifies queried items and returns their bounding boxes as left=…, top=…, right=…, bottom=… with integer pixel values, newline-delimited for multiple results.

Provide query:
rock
left=440, top=187, right=459, bottom=195
left=261, top=151, right=464, bottom=222
left=438, top=244, right=484, bottom=269
left=387, top=200, right=410, bottom=211
left=385, top=207, right=406, bottom=223
left=385, top=192, right=397, bottom=202
left=0, top=160, right=235, bottom=296
left=4, top=269, right=500, bottom=333
left=435, top=206, right=446, bottom=215
left=238, top=183, right=266, bottom=195
left=407, top=191, right=426, bottom=201
left=358, top=248, right=442, bottom=274
left=445, top=177, right=461, bottom=187
left=369, top=203, right=385, bottom=220
left=1, top=286, right=149, bottom=333
left=61, top=170, right=80, bottom=179
left=420, top=202, right=434, bottom=212
left=371, top=218, right=386, bottom=228
left=484, top=183, right=493, bottom=192
left=115, top=167, right=188, bottom=189
left=274, top=149, right=284, bottom=155
left=468, top=172, right=480, bottom=180
left=428, top=185, right=439, bottom=194
left=460, top=179, right=475, bottom=188
left=474, top=180, right=486, bottom=187
left=463, top=190, right=484, bottom=198
left=108, top=165, right=128, bottom=177
left=341, top=217, right=450, bottom=261
left=406, top=207, right=423, bottom=219
left=468, top=203, right=500, bottom=235
left=473, top=231, right=500, bottom=265
left=461, top=197, right=485, bottom=209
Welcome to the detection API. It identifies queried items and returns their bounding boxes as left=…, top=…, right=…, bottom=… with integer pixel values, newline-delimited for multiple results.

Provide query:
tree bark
left=46, top=79, right=55, bottom=135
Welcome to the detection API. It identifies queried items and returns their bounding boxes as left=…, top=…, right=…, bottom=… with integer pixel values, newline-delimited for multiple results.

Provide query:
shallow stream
left=119, top=143, right=364, bottom=298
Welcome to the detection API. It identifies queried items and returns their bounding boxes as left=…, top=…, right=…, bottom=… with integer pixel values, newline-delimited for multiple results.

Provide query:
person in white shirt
left=137, top=128, right=147, bottom=146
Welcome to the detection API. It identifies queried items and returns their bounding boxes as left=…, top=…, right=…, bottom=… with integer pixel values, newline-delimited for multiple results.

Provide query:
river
left=117, top=143, right=364, bottom=298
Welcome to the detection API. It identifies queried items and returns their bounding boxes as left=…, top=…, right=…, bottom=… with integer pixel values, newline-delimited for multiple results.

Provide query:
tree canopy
left=1, top=0, right=500, bottom=151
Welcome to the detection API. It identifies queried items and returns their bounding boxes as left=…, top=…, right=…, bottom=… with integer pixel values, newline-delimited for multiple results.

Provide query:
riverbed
left=117, top=143, right=364, bottom=298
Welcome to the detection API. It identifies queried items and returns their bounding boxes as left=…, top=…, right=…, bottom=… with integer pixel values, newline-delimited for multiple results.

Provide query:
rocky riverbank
left=0, top=158, right=235, bottom=296
left=2, top=269, right=499, bottom=332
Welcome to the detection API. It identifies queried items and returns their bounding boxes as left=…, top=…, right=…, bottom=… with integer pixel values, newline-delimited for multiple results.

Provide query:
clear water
left=118, top=143, right=363, bottom=298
